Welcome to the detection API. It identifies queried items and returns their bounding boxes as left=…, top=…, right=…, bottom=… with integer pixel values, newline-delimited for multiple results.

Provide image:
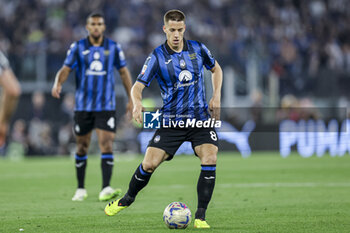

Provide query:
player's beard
left=91, top=34, right=102, bottom=42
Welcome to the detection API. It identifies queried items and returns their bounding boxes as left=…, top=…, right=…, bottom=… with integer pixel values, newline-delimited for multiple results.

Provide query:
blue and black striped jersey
left=63, top=37, right=126, bottom=111
left=137, top=39, right=215, bottom=121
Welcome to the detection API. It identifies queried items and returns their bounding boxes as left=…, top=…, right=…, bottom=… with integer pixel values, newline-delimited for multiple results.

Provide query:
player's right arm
left=131, top=52, right=159, bottom=124
left=131, top=82, right=145, bottom=124
left=0, top=52, right=21, bottom=142
left=52, top=42, right=78, bottom=99
left=0, top=63, right=21, bottom=132
left=51, top=65, right=71, bottom=99
left=0, top=50, right=21, bottom=98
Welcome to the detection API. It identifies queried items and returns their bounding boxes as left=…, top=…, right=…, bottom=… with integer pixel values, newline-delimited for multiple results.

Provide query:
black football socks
left=75, top=154, right=87, bottom=189
left=119, top=164, right=152, bottom=206
left=101, top=153, right=114, bottom=189
left=195, top=164, right=216, bottom=220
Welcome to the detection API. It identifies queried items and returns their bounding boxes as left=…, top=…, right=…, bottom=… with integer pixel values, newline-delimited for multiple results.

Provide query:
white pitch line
left=221, top=182, right=350, bottom=188
left=154, top=183, right=350, bottom=189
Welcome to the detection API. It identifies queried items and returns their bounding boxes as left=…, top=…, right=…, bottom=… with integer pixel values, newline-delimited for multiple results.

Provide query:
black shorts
left=73, top=111, right=116, bottom=136
left=148, top=127, right=219, bottom=160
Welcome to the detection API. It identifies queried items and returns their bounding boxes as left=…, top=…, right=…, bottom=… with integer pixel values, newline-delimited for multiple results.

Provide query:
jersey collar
left=164, top=38, right=188, bottom=55
left=86, top=36, right=105, bottom=47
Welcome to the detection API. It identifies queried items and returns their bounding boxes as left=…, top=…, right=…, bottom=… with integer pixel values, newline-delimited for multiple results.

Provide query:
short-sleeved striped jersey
left=137, top=39, right=215, bottom=121
left=63, top=37, right=126, bottom=111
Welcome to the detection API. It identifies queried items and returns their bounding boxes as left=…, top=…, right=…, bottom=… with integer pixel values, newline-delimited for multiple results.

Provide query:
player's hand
left=51, top=83, right=62, bottom=99
left=133, top=102, right=143, bottom=124
left=209, top=95, right=221, bottom=120
left=125, top=100, right=133, bottom=120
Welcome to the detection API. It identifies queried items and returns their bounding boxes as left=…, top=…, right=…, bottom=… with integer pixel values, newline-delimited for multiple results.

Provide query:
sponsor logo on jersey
left=86, top=52, right=107, bottom=76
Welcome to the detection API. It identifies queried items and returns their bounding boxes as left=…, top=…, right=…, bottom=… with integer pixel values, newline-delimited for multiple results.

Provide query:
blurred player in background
left=0, top=50, right=21, bottom=153
left=105, top=10, right=223, bottom=229
left=51, top=13, right=133, bottom=201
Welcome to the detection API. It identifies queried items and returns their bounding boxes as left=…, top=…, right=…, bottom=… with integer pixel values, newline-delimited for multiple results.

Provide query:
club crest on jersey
left=180, top=59, right=186, bottom=69
left=178, top=70, right=192, bottom=82
left=86, top=52, right=107, bottom=75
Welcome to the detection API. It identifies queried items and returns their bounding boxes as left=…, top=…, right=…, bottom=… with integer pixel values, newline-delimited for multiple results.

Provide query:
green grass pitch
left=1, top=152, right=350, bottom=232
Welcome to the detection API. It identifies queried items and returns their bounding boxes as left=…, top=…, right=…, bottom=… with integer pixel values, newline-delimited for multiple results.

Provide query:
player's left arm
left=118, top=66, right=133, bottom=117
left=209, top=60, right=223, bottom=120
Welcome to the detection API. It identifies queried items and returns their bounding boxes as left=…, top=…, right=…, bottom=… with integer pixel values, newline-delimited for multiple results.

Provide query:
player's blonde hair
left=163, top=9, right=186, bottom=24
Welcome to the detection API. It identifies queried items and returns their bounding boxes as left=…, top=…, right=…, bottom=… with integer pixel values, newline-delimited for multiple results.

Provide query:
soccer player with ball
left=105, top=9, right=223, bottom=229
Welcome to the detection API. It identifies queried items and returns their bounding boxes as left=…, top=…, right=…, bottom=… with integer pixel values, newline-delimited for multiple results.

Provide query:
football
left=163, top=202, right=192, bottom=229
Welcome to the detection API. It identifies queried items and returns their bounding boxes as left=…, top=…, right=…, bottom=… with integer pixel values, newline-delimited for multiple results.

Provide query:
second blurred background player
left=51, top=13, right=133, bottom=201
left=0, top=50, right=21, bottom=153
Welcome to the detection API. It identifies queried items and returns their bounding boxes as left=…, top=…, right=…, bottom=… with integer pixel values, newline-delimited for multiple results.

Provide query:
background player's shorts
left=73, top=111, right=116, bottom=136
left=148, top=127, right=219, bottom=160
left=0, top=51, right=10, bottom=76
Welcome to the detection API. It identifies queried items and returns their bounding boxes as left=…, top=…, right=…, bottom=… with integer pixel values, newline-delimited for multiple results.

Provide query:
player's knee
left=142, top=161, right=157, bottom=173
left=201, top=154, right=217, bottom=165
left=101, top=143, right=113, bottom=152
left=99, top=139, right=113, bottom=153
left=76, top=142, right=89, bottom=155
left=76, top=147, right=88, bottom=155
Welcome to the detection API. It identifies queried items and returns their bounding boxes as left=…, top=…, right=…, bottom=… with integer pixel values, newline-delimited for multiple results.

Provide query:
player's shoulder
left=187, top=39, right=201, bottom=46
left=105, top=37, right=122, bottom=48
left=187, top=40, right=204, bottom=50
left=77, top=38, right=86, bottom=43
left=154, top=44, right=164, bottom=54
left=75, top=37, right=90, bottom=46
left=105, top=37, right=116, bottom=45
left=68, top=40, right=79, bottom=48
left=67, top=38, right=86, bottom=49
left=147, top=45, right=163, bottom=60
left=65, top=40, right=83, bottom=55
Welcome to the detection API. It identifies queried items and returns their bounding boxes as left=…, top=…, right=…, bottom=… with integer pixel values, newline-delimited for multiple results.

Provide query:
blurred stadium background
left=0, top=0, right=350, bottom=157
left=1, top=1, right=350, bottom=232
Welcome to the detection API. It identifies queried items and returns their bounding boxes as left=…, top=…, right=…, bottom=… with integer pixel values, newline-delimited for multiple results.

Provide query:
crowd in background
left=1, top=0, right=350, bottom=91
left=0, top=0, right=350, bottom=155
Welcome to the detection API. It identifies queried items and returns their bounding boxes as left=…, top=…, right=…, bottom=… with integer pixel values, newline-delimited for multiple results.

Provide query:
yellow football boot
left=104, top=199, right=128, bottom=216
left=194, top=219, right=210, bottom=229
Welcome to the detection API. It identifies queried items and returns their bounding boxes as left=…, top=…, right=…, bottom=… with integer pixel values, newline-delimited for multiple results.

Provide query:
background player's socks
left=119, top=164, right=152, bottom=206
left=75, top=154, right=87, bottom=188
left=196, top=164, right=216, bottom=219
left=101, top=153, right=114, bottom=188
